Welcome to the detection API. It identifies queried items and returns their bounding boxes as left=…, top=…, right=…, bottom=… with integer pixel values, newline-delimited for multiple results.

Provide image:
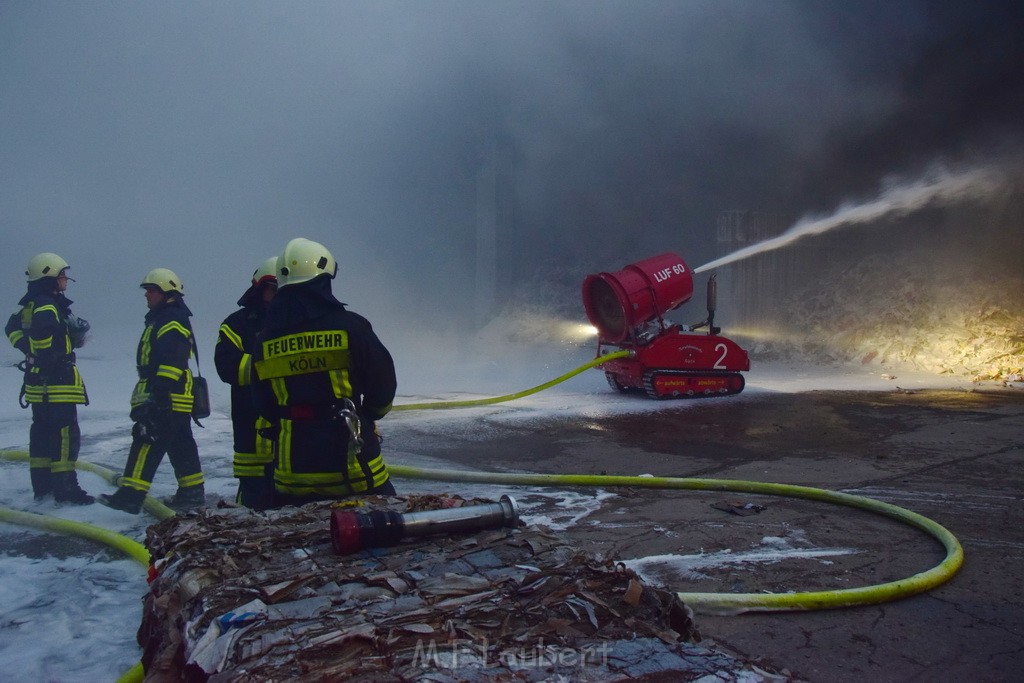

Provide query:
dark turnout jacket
left=6, top=283, right=87, bottom=404
left=252, top=277, right=396, bottom=499
left=215, top=293, right=269, bottom=477
left=131, top=296, right=196, bottom=414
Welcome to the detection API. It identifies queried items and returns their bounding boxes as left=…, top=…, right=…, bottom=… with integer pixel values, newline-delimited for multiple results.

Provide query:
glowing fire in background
left=724, top=244, right=1024, bottom=383
left=708, top=164, right=1024, bottom=384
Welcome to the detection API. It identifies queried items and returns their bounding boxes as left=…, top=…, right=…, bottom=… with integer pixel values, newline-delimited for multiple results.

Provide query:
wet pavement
left=406, top=389, right=1024, bottom=682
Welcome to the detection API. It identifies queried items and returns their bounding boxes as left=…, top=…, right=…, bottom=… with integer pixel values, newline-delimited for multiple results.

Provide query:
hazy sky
left=2, top=1, right=1022, bottom=349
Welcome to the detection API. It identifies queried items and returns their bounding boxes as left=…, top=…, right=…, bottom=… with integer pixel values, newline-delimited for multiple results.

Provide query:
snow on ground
left=0, top=333, right=1017, bottom=682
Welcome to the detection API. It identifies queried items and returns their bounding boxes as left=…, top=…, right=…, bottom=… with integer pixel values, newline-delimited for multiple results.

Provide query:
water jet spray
left=695, top=166, right=1005, bottom=274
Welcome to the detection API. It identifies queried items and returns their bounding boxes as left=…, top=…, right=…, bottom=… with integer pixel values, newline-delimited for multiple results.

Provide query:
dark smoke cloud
left=791, top=1, right=1024, bottom=211
left=2, top=1, right=1021, bottom=350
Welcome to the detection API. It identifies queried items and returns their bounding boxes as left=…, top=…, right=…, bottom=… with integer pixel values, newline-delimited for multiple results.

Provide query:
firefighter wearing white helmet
left=25, top=252, right=70, bottom=281
left=214, top=257, right=278, bottom=511
left=276, top=237, right=338, bottom=287
left=4, top=252, right=93, bottom=504
left=140, top=267, right=185, bottom=294
left=100, top=267, right=204, bottom=514
left=252, top=238, right=397, bottom=507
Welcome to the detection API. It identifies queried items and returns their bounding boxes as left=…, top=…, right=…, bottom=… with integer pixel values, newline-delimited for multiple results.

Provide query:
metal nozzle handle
left=399, top=495, right=519, bottom=538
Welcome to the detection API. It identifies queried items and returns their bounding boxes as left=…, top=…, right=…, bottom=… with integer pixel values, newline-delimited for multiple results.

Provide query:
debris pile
left=138, top=496, right=788, bottom=681
left=761, top=252, right=1024, bottom=383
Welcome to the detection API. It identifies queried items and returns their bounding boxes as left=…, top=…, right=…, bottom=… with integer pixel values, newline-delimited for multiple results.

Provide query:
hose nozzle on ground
left=330, top=495, right=519, bottom=555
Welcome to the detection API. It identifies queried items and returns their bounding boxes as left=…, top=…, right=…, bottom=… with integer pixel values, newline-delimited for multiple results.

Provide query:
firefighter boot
left=162, top=485, right=205, bottom=511
left=98, top=487, right=145, bottom=515
left=53, top=471, right=95, bottom=505
left=31, top=467, right=54, bottom=501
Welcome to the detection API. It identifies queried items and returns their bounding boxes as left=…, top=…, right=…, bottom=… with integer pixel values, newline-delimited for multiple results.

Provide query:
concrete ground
left=406, top=388, right=1024, bottom=682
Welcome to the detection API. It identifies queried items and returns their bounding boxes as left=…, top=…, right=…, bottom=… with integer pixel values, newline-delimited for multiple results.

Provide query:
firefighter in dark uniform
left=252, top=238, right=397, bottom=507
left=99, top=268, right=205, bottom=514
left=215, top=257, right=277, bottom=510
left=5, top=253, right=93, bottom=503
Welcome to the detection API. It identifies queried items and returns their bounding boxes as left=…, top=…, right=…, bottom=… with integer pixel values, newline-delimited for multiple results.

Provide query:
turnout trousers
left=118, top=412, right=203, bottom=495
left=29, top=402, right=80, bottom=497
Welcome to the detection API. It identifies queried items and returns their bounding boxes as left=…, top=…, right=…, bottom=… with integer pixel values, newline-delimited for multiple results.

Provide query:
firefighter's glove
left=131, top=401, right=169, bottom=444
left=67, top=315, right=91, bottom=348
left=132, top=419, right=159, bottom=444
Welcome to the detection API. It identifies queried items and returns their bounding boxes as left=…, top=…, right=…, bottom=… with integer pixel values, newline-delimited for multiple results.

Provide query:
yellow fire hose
left=386, top=348, right=964, bottom=612
left=0, top=450, right=171, bottom=683
left=391, top=350, right=632, bottom=410
left=0, top=348, right=965, bottom=676
left=386, top=465, right=964, bottom=614
left=0, top=504, right=150, bottom=566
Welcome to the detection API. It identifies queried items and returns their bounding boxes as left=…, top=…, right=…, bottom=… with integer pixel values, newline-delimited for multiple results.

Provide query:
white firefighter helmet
left=252, top=256, right=279, bottom=286
left=26, top=252, right=70, bottom=281
left=140, top=268, right=184, bottom=294
left=277, top=238, right=337, bottom=287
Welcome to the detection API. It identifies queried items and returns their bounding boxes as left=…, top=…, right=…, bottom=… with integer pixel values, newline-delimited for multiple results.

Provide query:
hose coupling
left=336, top=398, right=363, bottom=456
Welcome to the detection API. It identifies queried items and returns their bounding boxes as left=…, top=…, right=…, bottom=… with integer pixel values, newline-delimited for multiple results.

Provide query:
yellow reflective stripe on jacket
left=234, top=464, right=265, bottom=477
left=29, top=304, right=59, bottom=354
left=170, top=372, right=195, bottom=413
left=157, top=364, right=184, bottom=381
left=328, top=367, right=352, bottom=400
left=156, top=320, right=191, bottom=340
left=33, top=303, right=58, bottom=315
left=24, top=366, right=87, bottom=404
left=234, top=447, right=272, bottom=477
left=219, top=322, right=252, bottom=385
left=271, top=416, right=388, bottom=496
left=277, top=418, right=293, bottom=474
left=138, top=326, right=153, bottom=367
left=219, top=322, right=243, bottom=350
left=238, top=353, right=252, bottom=386
left=270, top=377, right=288, bottom=405
left=261, top=330, right=348, bottom=356
left=169, top=393, right=194, bottom=412
left=273, top=453, right=389, bottom=497
left=30, top=335, right=54, bottom=353
left=129, top=375, right=195, bottom=414
left=25, top=386, right=88, bottom=403
left=254, top=348, right=349, bottom=379
left=255, top=416, right=275, bottom=463
left=9, top=303, right=32, bottom=348
left=255, top=330, right=349, bottom=378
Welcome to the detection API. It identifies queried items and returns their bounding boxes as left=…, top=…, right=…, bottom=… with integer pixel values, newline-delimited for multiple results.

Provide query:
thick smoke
left=1, top=1, right=1022, bottom=376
